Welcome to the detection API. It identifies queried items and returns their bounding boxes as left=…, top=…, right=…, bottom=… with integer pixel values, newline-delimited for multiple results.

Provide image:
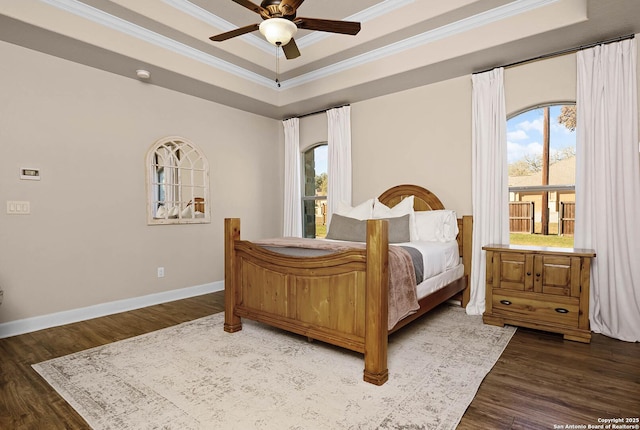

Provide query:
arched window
left=302, top=143, right=327, bottom=238
left=146, top=136, right=210, bottom=225
left=507, top=104, right=576, bottom=246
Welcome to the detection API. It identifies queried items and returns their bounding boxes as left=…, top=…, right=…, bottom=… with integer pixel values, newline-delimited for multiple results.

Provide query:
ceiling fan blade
left=295, top=17, right=361, bottom=35
left=279, top=0, right=305, bottom=16
left=209, top=23, right=260, bottom=42
left=282, top=38, right=301, bottom=59
left=231, top=0, right=270, bottom=18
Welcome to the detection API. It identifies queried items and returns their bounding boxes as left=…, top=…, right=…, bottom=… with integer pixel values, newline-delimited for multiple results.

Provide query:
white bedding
left=415, top=264, right=464, bottom=300
left=396, top=240, right=463, bottom=300
left=398, top=240, right=460, bottom=281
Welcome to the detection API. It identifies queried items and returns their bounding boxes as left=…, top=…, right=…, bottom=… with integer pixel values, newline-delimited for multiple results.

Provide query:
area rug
left=33, top=305, right=515, bottom=430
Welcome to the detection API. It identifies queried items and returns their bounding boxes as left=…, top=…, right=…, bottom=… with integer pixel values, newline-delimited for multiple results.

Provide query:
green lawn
left=316, top=224, right=327, bottom=238
left=509, top=233, right=574, bottom=248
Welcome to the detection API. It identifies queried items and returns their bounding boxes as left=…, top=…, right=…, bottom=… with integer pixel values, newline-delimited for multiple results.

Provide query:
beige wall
left=0, top=41, right=283, bottom=324
left=504, top=53, right=577, bottom=115
left=299, top=113, right=327, bottom=151
left=351, top=76, right=473, bottom=214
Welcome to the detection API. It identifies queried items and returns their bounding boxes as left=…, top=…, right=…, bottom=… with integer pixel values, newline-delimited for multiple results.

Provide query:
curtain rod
left=475, top=33, right=635, bottom=75
left=283, top=103, right=350, bottom=121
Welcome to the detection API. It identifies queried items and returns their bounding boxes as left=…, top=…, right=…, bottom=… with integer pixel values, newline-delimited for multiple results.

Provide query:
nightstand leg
left=483, top=314, right=505, bottom=327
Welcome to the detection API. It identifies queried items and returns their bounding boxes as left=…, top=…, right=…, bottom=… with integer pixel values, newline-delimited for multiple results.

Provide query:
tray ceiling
left=1, top=0, right=639, bottom=119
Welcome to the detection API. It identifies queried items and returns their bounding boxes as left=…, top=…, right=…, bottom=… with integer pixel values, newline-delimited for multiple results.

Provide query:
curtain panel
left=468, top=68, right=510, bottom=315
left=575, top=38, right=640, bottom=342
left=283, top=117, right=302, bottom=237
left=326, top=106, right=353, bottom=223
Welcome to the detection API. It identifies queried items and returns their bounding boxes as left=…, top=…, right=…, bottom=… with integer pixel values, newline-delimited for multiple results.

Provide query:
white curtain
left=468, top=68, right=510, bottom=315
left=575, top=38, right=640, bottom=342
left=283, top=117, right=302, bottom=237
left=327, top=106, right=352, bottom=222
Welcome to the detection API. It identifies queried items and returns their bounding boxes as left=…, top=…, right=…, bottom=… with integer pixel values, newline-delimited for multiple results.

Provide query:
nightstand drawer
left=492, top=289, right=579, bottom=327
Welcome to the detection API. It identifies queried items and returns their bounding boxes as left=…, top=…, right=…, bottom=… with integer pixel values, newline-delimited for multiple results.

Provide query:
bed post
left=224, top=218, right=242, bottom=333
left=363, top=219, right=389, bottom=385
left=461, top=215, right=473, bottom=307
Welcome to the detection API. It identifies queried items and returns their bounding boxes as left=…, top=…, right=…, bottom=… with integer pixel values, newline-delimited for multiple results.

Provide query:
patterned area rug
left=33, top=305, right=515, bottom=430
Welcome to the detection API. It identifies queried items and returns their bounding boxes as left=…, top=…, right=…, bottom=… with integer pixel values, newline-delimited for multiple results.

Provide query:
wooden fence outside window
left=508, top=201, right=575, bottom=236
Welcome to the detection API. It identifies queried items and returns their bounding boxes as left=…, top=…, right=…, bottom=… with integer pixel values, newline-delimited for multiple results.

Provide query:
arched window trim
left=145, top=136, right=210, bottom=225
left=507, top=100, right=576, bottom=120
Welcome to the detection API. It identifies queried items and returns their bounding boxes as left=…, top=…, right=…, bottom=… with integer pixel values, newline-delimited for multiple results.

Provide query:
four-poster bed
left=224, top=184, right=472, bottom=385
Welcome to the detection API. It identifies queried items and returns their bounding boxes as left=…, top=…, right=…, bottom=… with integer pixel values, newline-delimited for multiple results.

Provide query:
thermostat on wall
left=20, top=168, right=40, bottom=180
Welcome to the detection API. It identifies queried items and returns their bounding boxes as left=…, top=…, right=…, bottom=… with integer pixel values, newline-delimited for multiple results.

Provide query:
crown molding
left=285, top=0, right=561, bottom=88
left=162, top=0, right=271, bottom=52
left=295, top=0, right=415, bottom=48
left=38, top=0, right=561, bottom=92
left=39, top=0, right=275, bottom=87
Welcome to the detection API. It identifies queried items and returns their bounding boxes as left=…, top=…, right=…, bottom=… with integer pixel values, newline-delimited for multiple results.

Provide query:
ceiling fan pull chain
left=275, top=45, right=281, bottom=88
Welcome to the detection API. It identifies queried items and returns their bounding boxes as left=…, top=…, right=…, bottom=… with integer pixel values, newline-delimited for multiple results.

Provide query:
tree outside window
left=507, top=104, right=576, bottom=247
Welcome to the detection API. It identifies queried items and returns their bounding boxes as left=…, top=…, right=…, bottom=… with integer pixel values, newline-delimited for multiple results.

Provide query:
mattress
left=399, top=240, right=460, bottom=280
left=415, top=264, right=465, bottom=300
left=396, top=240, right=463, bottom=300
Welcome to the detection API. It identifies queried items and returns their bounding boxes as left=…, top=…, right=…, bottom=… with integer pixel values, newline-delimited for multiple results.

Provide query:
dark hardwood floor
left=1, top=291, right=638, bottom=429
left=458, top=325, right=639, bottom=429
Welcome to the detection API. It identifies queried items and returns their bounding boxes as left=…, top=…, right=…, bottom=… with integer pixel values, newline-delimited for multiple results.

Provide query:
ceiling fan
left=209, top=0, right=361, bottom=60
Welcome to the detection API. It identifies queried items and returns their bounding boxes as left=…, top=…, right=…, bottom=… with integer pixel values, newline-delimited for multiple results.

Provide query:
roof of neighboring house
left=509, top=156, right=576, bottom=187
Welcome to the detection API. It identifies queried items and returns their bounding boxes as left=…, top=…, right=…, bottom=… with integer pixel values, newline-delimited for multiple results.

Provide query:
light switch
left=7, top=201, right=30, bottom=214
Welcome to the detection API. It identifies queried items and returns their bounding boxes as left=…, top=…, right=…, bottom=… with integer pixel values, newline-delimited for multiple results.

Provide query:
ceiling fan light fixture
left=259, top=18, right=297, bottom=46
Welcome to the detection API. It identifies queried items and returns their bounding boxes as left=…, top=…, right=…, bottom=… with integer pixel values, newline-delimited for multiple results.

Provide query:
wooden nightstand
left=482, top=244, right=595, bottom=343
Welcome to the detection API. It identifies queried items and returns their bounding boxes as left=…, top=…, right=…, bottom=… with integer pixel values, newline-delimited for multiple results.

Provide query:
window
left=507, top=104, right=576, bottom=247
left=302, top=143, right=327, bottom=238
left=146, top=136, right=210, bottom=225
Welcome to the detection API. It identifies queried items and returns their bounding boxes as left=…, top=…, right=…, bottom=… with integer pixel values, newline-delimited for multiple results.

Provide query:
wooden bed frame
left=224, top=184, right=473, bottom=385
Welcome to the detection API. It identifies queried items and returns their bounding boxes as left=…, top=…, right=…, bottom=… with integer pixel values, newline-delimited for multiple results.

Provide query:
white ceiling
left=1, top=0, right=639, bottom=119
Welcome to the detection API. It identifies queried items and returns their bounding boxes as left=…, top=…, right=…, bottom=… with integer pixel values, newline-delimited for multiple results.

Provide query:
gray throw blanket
left=254, top=238, right=420, bottom=329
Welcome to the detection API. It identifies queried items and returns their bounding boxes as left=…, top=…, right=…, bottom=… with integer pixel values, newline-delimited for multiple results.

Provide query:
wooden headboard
left=377, top=184, right=444, bottom=211
left=377, top=184, right=472, bottom=306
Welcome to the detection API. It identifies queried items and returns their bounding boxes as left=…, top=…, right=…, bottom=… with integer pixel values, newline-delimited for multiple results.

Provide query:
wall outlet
left=157, top=267, right=165, bottom=278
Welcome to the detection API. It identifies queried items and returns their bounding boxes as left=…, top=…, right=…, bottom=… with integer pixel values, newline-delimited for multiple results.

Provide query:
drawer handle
left=526, top=272, right=531, bottom=276
left=500, top=300, right=512, bottom=306
left=555, top=308, right=569, bottom=314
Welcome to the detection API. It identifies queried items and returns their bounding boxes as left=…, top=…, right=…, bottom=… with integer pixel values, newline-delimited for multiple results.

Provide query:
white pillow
left=155, top=206, right=167, bottom=218
left=373, top=196, right=418, bottom=241
left=168, top=206, right=179, bottom=218
left=414, top=210, right=459, bottom=242
left=335, top=198, right=374, bottom=220
left=181, top=206, right=193, bottom=219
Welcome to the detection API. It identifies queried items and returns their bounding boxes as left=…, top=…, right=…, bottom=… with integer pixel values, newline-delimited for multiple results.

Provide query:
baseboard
left=0, top=281, right=224, bottom=339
